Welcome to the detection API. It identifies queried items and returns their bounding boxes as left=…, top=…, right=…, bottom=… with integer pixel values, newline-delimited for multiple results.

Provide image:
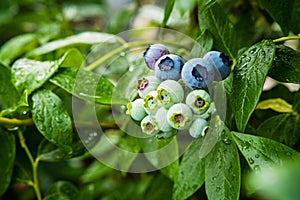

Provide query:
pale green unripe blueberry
left=156, top=80, right=184, bottom=108
left=143, top=91, right=160, bottom=115
left=186, top=89, right=211, bottom=115
left=167, top=103, right=193, bottom=130
left=141, top=115, right=160, bottom=135
left=153, top=107, right=173, bottom=132
left=197, top=102, right=216, bottom=119
left=189, top=118, right=209, bottom=138
left=126, top=98, right=146, bottom=121
left=137, top=76, right=160, bottom=98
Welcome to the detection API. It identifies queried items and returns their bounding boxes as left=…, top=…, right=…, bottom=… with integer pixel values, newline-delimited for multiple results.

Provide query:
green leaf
left=45, top=181, right=79, bottom=200
left=43, top=194, right=69, bottom=200
left=0, top=64, right=19, bottom=112
left=140, top=136, right=179, bottom=180
left=0, top=33, right=38, bottom=65
left=293, top=90, right=300, bottom=113
left=0, top=127, right=16, bottom=196
left=145, top=175, right=173, bottom=200
left=232, top=132, right=300, bottom=170
left=256, top=98, right=294, bottom=113
left=31, top=89, right=73, bottom=151
left=59, top=48, right=84, bottom=68
left=205, top=124, right=240, bottom=200
left=258, top=0, right=294, bottom=35
left=11, top=58, right=60, bottom=95
left=268, top=45, right=300, bottom=84
left=198, top=0, right=217, bottom=14
left=190, top=30, right=213, bottom=57
left=172, top=138, right=205, bottom=200
left=162, top=0, right=175, bottom=27
left=50, top=68, right=114, bottom=105
left=28, top=32, right=122, bottom=56
left=256, top=114, right=300, bottom=147
left=231, top=40, right=275, bottom=132
left=198, top=2, right=237, bottom=59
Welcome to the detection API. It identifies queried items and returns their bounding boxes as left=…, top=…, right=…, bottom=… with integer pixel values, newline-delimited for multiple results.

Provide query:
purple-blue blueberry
left=154, top=54, right=184, bottom=81
left=203, top=51, right=232, bottom=80
left=181, top=58, right=214, bottom=89
left=143, top=44, right=169, bottom=70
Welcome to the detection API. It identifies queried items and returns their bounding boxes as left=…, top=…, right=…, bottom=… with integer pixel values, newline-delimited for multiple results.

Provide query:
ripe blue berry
left=126, top=98, right=146, bottom=121
left=181, top=58, right=214, bottom=89
left=156, top=80, right=184, bottom=108
left=189, top=118, right=208, bottom=138
left=167, top=103, right=193, bottom=130
left=154, top=54, right=184, bottom=81
left=186, top=90, right=211, bottom=115
left=144, top=44, right=169, bottom=70
left=203, top=51, right=232, bottom=80
left=141, top=115, right=160, bottom=135
left=137, top=76, right=160, bottom=98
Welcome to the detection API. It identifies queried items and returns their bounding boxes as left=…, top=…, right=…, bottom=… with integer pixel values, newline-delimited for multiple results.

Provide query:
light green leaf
left=231, top=40, right=275, bottom=132
left=172, top=138, right=205, bottom=200
left=50, top=68, right=114, bottom=105
left=59, top=48, right=84, bottom=68
left=11, top=58, right=60, bottom=95
left=256, top=114, right=300, bottom=147
left=28, top=32, right=123, bottom=56
left=162, top=0, right=175, bottom=27
left=198, top=2, right=237, bottom=59
left=268, top=45, right=300, bottom=84
left=0, top=33, right=38, bottom=65
left=31, top=89, right=73, bottom=151
left=256, top=98, right=294, bottom=113
left=0, top=127, right=16, bottom=196
left=205, top=124, right=240, bottom=200
left=232, top=132, right=300, bottom=170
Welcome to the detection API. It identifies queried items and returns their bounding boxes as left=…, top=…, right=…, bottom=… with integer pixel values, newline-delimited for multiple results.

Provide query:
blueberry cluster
left=126, top=44, right=231, bottom=139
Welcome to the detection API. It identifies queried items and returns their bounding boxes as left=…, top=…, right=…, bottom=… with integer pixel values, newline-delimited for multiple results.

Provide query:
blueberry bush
left=1, top=0, right=300, bottom=199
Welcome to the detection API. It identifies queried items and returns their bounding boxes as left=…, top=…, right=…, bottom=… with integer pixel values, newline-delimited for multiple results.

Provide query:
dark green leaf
left=172, top=138, right=205, bottom=200
left=0, top=33, right=38, bottom=66
left=258, top=0, right=294, bottom=35
left=50, top=68, right=115, bottom=105
left=290, top=0, right=300, bottom=33
left=231, top=40, right=275, bottom=132
left=162, top=0, right=175, bottom=27
left=198, top=0, right=217, bottom=14
left=205, top=124, right=240, bottom=200
left=0, top=127, right=16, bottom=196
left=268, top=45, right=300, bottom=84
left=37, top=138, right=85, bottom=162
left=0, top=64, right=19, bottom=111
left=31, top=89, right=73, bottom=151
left=190, top=30, right=213, bottom=57
left=11, top=58, right=60, bottom=95
left=28, top=32, right=122, bottom=56
left=43, top=194, right=69, bottom=200
left=232, top=132, right=300, bottom=170
left=145, top=175, right=173, bottom=200
left=198, top=2, right=237, bottom=59
left=293, top=90, right=300, bottom=113
left=45, top=181, right=79, bottom=200
left=256, top=114, right=300, bottom=147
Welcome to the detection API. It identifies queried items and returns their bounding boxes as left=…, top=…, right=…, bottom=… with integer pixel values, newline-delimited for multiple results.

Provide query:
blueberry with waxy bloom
left=143, top=44, right=169, bottom=70
left=154, top=54, right=184, bottom=81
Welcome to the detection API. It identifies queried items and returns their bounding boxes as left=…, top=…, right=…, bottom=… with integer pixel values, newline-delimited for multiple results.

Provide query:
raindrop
left=120, top=52, right=126, bottom=56
left=241, top=140, right=250, bottom=150
left=212, top=176, right=217, bottom=181
left=7, top=126, right=19, bottom=131
left=222, top=137, right=231, bottom=145
left=253, top=165, right=260, bottom=171
left=249, top=47, right=257, bottom=54
left=216, top=186, right=221, bottom=192
left=286, top=152, right=292, bottom=156
left=248, top=157, right=254, bottom=164
left=255, top=154, right=260, bottom=158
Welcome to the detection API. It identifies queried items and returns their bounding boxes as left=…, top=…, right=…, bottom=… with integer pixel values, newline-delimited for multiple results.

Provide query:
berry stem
left=18, top=129, right=42, bottom=200
left=273, top=34, right=300, bottom=43
left=85, top=40, right=189, bottom=71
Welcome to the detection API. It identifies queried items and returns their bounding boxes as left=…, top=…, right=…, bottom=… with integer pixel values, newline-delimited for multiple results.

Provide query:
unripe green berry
left=189, top=118, right=209, bottom=138
left=153, top=107, right=173, bottom=132
left=197, top=102, right=216, bottom=119
left=143, top=91, right=160, bottom=115
left=126, top=98, right=146, bottom=121
left=186, top=89, right=211, bottom=115
left=137, top=76, right=160, bottom=98
left=141, top=115, right=160, bottom=135
left=167, top=103, right=193, bottom=130
left=156, top=80, right=184, bottom=108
